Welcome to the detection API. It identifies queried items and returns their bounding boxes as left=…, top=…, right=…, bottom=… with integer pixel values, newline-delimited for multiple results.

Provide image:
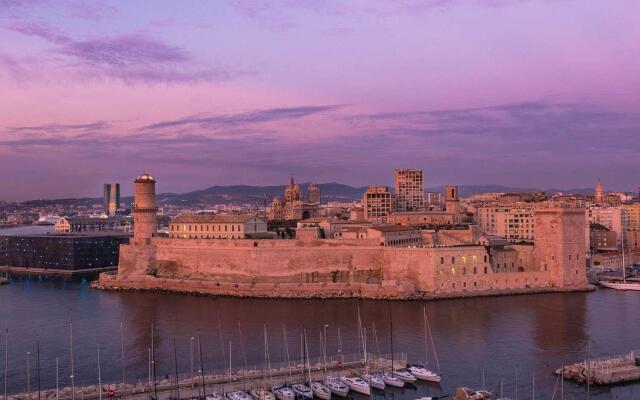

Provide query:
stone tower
left=444, top=185, right=460, bottom=215
left=133, top=172, right=158, bottom=244
left=594, top=178, right=604, bottom=204
left=307, top=183, right=321, bottom=203
left=534, top=207, right=588, bottom=288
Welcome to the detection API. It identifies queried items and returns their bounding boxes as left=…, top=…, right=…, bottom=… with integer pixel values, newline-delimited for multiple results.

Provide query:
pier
left=2, top=353, right=408, bottom=400
left=556, top=351, right=640, bottom=385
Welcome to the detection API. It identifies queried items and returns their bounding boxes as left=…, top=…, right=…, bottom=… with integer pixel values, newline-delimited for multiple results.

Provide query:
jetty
left=556, top=351, right=640, bottom=385
left=1, top=353, right=408, bottom=400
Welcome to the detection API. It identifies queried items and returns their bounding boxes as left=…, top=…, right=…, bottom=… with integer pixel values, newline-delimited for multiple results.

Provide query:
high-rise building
left=103, top=183, right=120, bottom=216
left=394, top=168, right=424, bottom=212
left=363, top=186, right=392, bottom=223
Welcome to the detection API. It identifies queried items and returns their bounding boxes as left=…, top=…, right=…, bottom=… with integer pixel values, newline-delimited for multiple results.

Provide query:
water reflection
left=0, top=281, right=636, bottom=399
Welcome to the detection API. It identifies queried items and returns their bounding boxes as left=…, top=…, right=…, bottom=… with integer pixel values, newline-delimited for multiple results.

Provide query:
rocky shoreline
left=91, top=278, right=595, bottom=301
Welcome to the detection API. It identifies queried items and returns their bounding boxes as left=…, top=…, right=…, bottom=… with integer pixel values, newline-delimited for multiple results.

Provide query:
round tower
left=133, top=172, right=157, bottom=244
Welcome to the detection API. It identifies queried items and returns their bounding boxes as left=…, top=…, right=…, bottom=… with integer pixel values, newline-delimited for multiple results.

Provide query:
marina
left=3, top=280, right=640, bottom=399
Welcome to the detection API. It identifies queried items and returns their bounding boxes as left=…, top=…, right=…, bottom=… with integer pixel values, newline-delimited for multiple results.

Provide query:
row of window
left=439, top=266, right=489, bottom=275
left=440, top=255, right=488, bottom=264
left=170, top=224, right=243, bottom=232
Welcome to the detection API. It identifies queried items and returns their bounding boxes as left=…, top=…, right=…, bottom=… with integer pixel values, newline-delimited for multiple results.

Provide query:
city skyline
left=1, top=0, right=639, bottom=200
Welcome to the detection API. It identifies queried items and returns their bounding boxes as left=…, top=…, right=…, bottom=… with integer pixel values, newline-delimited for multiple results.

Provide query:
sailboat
left=408, top=306, right=442, bottom=383
left=310, top=331, right=332, bottom=400
left=599, top=230, right=640, bottom=290
left=291, top=332, right=313, bottom=400
left=272, top=326, right=297, bottom=400
left=324, top=327, right=350, bottom=397
left=251, top=326, right=276, bottom=400
left=360, top=328, right=385, bottom=390
left=227, top=340, right=254, bottom=400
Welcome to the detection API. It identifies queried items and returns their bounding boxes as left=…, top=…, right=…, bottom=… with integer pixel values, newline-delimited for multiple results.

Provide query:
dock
left=556, top=351, right=640, bottom=385
left=2, top=353, right=408, bottom=400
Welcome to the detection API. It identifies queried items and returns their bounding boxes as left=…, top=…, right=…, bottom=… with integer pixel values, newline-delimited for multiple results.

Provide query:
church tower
left=594, top=178, right=604, bottom=204
left=133, top=172, right=158, bottom=244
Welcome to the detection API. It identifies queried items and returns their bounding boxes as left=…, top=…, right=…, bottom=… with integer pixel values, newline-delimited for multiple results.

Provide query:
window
left=440, top=257, right=444, bottom=264
left=484, top=255, right=488, bottom=263
left=484, top=267, right=488, bottom=274
left=451, top=267, right=456, bottom=275
left=451, top=256, right=455, bottom=263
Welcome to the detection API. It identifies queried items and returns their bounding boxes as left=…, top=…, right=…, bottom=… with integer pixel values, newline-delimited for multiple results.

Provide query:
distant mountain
left=156, top=183, right=596, bottom=206
left=157, top=182, right=368, bottom=205
left=5, top=183, right=598, bottom=209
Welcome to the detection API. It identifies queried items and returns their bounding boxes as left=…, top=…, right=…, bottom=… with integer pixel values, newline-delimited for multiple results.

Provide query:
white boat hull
left=340, top=377, right=371, bottom=396
left=381, top=373, right=405, bottom=388
left=324, top=379, right=349, bottom=397
left=600, top=280, right=640, bottom=290
left=408, top=366, right=442, bottom=383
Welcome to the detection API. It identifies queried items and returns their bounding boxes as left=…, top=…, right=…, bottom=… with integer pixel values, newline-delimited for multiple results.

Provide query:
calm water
left=1, top=278, right=639, bottom=399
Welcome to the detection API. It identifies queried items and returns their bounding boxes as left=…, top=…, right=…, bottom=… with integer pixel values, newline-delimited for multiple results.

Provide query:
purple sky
left=1, top=0, right=639, bottom=200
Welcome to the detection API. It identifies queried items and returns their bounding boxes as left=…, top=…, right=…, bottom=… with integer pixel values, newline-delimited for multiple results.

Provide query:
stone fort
left=98, top=173, right=590, bottom=299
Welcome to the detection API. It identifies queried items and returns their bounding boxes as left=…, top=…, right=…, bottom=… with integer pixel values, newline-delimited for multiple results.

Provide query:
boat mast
left=198, top=331, right=206, bottom=398
left=303, top=330, right=312, bottom=385
left=36, top=339, right=41, bottom=400
left=265, top=325, right=273, bottom=387
left=238, top=322, right=248, bottom=391
left=299, top=333, right=305, bottom=384
left=3, top=329, right=7, bottom=400
left=389, top=310, right=394, bottom=373
left=424, top=306, right=441, bottom=373
left=362, top=328, right=368, bottom=375
left=283, top=325, right=292, bottom=384
left=372, top=323, right=381, bottom=373
left=151, top=324, right=158, bottom=400
left=173, top=338, right=180, bottom=400
left=97, top=342, right=101, bottom=400
left=120, top=321, right=127, bottom=400
left=69, top=320, right=75, bottom=400
left=337, top=328, right=344, bottom=368
left=228, top=341, right=232, bottom=392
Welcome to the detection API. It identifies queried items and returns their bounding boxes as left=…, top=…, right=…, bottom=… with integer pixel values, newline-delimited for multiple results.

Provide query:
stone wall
left=108, top=223, right=591, bottom=299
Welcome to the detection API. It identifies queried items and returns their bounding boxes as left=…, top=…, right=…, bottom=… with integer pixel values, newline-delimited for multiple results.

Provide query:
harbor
left=3, top=353, right=411, bottom=400
left=4, top=280, right=640, bottom=399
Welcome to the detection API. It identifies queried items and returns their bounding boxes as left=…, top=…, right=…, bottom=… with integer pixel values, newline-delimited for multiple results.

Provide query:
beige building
left=366, top=226, right=422, bottom=247
left=387, top=211, right=454, bottom=226
left=169, top=214, right=268, bottom=239
left=588, top=205, right=627, bottom=244
left=363, top=186, right=392, bottom=223
left=476, top=205, right=536, bottom=242
left=394, top=168, right=424, bottom=212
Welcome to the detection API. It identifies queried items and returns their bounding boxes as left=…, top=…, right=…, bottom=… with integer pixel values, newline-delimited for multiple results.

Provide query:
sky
left=0, top=0, right=639, bottom=200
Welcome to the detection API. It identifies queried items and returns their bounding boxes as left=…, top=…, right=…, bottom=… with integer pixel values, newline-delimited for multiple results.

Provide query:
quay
left=0, top=266, right=117, bottom=279
left=556, top=351, right=640, bottom=385
left=2, top=353, right=408, bottom=400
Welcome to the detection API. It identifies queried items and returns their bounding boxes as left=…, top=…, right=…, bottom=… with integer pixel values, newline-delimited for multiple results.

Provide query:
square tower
left=534, top=207, right=588, bottom=288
